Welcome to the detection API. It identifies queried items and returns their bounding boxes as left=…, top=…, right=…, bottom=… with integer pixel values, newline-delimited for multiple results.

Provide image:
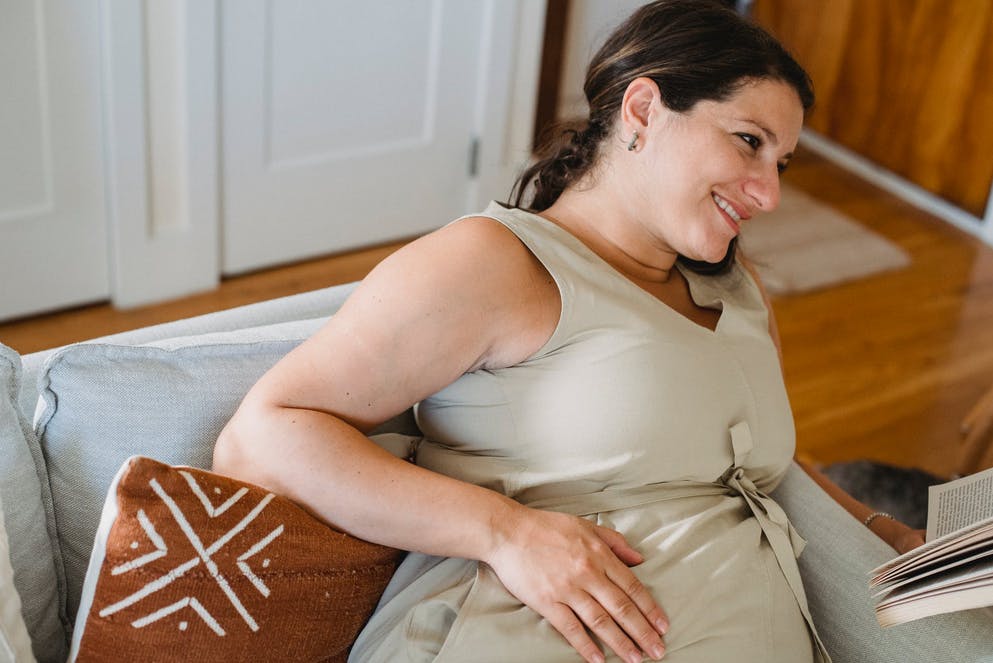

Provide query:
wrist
left=863, top=511, right=895, bottom=529
left=865, top=512, right=906, bottom=547
left=480, top=494, right=528, bottom=565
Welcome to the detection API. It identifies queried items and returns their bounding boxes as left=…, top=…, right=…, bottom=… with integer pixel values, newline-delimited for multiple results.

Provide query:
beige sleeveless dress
left=350, top=202, right=830, bottom=662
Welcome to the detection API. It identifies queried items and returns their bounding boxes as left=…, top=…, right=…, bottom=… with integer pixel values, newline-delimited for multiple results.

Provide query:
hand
left=871, top=516, right=926, bottom=555
left=892, top=526, right=926, bottom=555
left=485, top=506, right=668, bottom=663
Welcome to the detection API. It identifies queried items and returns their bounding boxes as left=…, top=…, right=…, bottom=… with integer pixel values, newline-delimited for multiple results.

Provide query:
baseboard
left=799, top=129, right=993, bottom=246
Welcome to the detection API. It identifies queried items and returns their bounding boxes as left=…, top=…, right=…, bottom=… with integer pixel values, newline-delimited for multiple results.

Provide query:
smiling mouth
left=712, top=193, right=742, bottom=224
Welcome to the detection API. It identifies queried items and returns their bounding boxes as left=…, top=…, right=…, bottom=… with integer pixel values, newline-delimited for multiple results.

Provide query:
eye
left=736, top=132, right=761, bottom=150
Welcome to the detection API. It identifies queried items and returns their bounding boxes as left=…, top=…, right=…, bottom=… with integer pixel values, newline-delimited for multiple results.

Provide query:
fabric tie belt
left=523, top=421, right=831, bottom=662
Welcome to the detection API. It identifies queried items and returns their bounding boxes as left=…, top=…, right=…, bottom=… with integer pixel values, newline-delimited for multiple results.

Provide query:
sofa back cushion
left=0, top=343, right=67, bottom=662
left=33, top=318, right=420, bottom=625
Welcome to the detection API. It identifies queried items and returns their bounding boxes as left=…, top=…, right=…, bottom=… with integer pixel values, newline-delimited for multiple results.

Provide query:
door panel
left=0, top=1, right=108, bottom=321
left=221, top=0, right=488, bottom=274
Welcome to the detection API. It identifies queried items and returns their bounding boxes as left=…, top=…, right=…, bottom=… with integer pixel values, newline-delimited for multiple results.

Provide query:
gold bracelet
left=863, top=511, right=895, bottom=528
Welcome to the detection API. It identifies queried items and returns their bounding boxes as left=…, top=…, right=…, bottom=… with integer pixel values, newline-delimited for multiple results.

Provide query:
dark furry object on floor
left=821, top=460, right=948, bottom=530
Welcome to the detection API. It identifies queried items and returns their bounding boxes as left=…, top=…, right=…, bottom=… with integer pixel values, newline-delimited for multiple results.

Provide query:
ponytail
left=510, top=120, right=607, bottom=212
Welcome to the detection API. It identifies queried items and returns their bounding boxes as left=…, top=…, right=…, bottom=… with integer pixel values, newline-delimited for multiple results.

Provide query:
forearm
left=214, top=403, right=521, bottom=562
left=795, top=457, right=911, bottom=550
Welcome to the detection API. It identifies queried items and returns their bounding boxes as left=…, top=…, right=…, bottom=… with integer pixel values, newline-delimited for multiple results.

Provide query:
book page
left=927, top=466, right=993, bottom=540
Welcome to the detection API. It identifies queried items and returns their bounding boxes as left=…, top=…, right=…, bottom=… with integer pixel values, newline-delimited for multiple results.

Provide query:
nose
left=743, top=163, right=782, bottom=212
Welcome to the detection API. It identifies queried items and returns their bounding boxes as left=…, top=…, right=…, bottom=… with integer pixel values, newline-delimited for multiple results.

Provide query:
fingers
left=895, top=528, right=927, bottom=554
left=593, top=525, right=669, bottom=650
left=585, top=580, right=668, bottom=662
left=575, top=591, right=664, bottom=663
left=543, top=603, right=607, bottom=663
left=596, top=524, right=644, bottom=566
left=546, top=590, right=666, bottom=663
left=488, top=511, right=668, bottom=662
left=604, top=563, right=670, bottom=638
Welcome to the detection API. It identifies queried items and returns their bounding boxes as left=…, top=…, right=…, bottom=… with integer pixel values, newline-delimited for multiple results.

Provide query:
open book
left=868, top=465, right=993, bottom=626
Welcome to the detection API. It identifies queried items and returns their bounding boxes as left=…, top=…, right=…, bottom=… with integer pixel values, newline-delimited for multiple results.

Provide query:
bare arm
left=740, top=257, right=926, bottom=554
left=214, top=217, right=668, bottom=663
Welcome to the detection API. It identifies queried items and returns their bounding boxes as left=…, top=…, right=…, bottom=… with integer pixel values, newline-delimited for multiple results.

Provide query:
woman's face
left=631, top=78, right=804, bottom=264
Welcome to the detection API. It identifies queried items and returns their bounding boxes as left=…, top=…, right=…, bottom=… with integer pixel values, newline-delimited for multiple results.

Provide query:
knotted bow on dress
left=526, top=421, right=831, bottom=662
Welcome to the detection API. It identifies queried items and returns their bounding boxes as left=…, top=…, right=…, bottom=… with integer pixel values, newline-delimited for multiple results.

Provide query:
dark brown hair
left=510, top=0, right=814, bottom=275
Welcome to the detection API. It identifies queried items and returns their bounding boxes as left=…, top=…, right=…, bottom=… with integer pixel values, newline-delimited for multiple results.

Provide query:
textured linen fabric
left=0, top=344, right=65, bottom=662
left=0, top=492, right=38, bottom=662
left=17, top=283, right=359, bottom=419
left=772, top=465, right=993, bottom=662
left=32, top=315, right=419, bottom=630
left=69, top=456, right=403, bottom=663
left=32, top=318, right=328, bottom=624
left=352, top=202, right=829, bottom=662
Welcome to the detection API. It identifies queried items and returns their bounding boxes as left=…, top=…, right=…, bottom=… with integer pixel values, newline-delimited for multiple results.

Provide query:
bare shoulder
left=359, top=214, right=554, bottom=323
left=246, top=213, right=559, bottom=431
left=355, top=214, right=559, bottom=365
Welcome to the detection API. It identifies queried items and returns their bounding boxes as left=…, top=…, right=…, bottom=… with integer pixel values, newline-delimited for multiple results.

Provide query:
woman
left=214, top=2, right=924, bottom=661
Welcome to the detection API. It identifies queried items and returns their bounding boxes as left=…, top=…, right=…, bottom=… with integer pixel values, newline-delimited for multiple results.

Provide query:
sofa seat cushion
left=0, top=343, right=66, bottom=662
left=70, top=456, right=404, bottom=662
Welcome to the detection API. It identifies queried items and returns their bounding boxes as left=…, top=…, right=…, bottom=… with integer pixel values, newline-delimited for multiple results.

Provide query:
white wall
left=555, top=0, right=649, bottom=121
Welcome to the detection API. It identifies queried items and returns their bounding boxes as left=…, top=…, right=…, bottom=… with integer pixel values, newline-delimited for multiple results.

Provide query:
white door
left=221, top=0, right=511, bottom=274
left=0, top=2, right=109, bottom=321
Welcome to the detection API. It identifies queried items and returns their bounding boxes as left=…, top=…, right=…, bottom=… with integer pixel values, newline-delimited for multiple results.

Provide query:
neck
left=540, top=185, right=679, bottom=285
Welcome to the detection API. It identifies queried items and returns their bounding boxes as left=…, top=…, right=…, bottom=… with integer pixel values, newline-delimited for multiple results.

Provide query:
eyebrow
left=738, top=118, right=794, bottom=160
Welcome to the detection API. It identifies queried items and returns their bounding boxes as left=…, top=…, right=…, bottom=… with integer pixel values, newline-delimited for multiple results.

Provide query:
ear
left=620, top=77, right=661, bottom=137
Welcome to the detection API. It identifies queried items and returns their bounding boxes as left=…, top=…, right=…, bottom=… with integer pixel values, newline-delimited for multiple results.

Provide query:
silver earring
left=626, top=131, right=639, bottom=151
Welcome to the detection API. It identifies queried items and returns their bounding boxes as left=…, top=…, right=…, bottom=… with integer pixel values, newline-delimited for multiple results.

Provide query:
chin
left=688, top=245, right=731, bottom=265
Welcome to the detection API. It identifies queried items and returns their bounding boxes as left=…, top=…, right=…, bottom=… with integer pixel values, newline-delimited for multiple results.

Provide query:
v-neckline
left=520, top=208, right=729, bottom=336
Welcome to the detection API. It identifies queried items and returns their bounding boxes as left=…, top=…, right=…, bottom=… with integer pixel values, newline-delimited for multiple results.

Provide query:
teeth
left=712, top=193, right=741, bottom=222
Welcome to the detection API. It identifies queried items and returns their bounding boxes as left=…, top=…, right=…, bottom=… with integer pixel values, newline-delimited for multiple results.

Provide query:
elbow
left=212, top=414, right=249, bottom=478
left=212, top=418, right=244, bottom=476
left=212, top=404, right=273, bottom=489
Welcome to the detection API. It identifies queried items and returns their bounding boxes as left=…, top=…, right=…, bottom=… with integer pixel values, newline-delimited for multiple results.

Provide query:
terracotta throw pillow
left=70, top=456, right=404, bottom=662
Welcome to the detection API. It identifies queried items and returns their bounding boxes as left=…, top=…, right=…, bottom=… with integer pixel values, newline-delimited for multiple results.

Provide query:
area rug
left=821, top=460, right=947, bottom=530
left=740, top=184, right=911, bottom=295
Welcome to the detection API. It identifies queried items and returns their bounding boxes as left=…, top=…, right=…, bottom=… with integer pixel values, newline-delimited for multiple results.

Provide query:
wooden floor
left=2, top=150, right=991, bottom=478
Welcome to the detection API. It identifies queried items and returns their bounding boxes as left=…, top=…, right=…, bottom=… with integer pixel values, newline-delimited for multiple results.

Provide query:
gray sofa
left=1, top=281, right=991, bottom=662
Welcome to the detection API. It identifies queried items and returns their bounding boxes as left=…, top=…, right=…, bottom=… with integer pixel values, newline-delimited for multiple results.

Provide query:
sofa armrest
left=773, top=463, right=993, bottom=662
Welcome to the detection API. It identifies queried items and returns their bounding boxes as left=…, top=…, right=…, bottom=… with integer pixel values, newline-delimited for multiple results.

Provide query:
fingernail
left=627, top=652, right=643, bottom=663
left=651, top=643, right=666, bottom=659
left=655, top=617, right=669, bottom=635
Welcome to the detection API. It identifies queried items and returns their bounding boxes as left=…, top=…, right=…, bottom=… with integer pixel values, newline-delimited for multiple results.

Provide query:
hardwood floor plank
left=774, top=151, right=993, bottom=477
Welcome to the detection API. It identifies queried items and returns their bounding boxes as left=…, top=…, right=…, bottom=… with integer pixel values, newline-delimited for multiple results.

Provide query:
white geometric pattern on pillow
left=96, top=469, right=284, bottom=636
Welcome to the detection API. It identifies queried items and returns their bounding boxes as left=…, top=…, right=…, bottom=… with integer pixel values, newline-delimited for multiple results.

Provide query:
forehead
left=695, top=79, right=805, bottom=148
